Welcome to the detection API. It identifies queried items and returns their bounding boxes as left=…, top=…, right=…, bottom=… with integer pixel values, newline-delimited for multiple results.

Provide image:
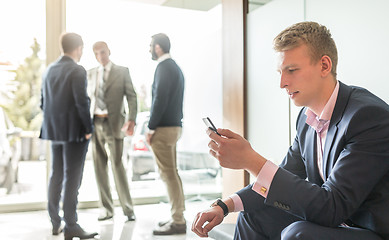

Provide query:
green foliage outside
left=4, top=39, right=43, bottom=131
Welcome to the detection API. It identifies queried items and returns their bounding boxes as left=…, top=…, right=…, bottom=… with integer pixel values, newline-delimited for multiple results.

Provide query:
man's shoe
left=126, top=214, right=136, bottom=222
left=64, top=225, right=98, bottom=240
left=97, top=215, right=113, bottom=221
left=153, top=221, right=186, bottom=235
left=158, top=219, right=172, bottom=227
left=52, top=225, right=63, bottom=235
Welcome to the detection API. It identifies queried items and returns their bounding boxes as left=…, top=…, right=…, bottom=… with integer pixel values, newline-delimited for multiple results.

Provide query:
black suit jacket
left=40, top=56, right=93, bottom=142
left=238, top=82, right=389, bottom=239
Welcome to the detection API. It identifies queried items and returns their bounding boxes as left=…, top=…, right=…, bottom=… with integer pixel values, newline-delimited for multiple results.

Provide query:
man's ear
left=76, top=45, right=83, bottom=54
left=154, top=44, right=163, bottom=55
left=320, top=55, right=332, bottom=77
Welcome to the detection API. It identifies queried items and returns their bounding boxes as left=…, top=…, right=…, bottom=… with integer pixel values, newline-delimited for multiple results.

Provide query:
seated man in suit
left=192, top=21, right=389, bottom=240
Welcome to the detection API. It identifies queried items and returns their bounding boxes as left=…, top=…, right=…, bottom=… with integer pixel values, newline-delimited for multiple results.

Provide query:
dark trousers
left=48, top=140, right=89, bottom=229
left=234, top=199, right=382, bottom=240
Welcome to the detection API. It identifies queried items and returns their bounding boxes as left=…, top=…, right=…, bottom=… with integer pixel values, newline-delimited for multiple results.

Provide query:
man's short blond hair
left=92, top=41, right=109, bottom=51
left=273, top=21, right=338, bottom=78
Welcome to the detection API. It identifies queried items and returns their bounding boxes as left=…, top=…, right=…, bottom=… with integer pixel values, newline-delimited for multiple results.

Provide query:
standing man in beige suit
left=87, top=41, right=137, bottom=222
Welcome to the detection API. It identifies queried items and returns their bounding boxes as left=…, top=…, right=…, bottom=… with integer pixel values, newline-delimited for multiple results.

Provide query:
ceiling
left=125, top=0, right=221, bottom=11
left=124, top=0, right=272, bottom=11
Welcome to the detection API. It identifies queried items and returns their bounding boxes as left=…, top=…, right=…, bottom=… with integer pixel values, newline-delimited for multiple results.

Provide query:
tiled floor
left=0, top=200, right=216, bottom=240
left=0, top=201, right=217, bottom=240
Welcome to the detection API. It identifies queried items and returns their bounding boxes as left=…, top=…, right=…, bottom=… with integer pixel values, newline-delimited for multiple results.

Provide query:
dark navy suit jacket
left=237, top=81, right=389, bottom=239
left=40, top=56, right=93, bottom=142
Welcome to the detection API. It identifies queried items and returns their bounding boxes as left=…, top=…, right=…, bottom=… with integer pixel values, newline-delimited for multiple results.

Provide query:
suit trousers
left=92, top=117, right=134, bottom=217
left=150, top=126, right=185, bottom=224
left=48, top=140, right=89, bottom=229
left=234, top=196, right=382, bottom=240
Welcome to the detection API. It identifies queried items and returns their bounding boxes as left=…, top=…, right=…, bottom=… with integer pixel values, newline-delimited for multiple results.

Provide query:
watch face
left=210, top=199, right=228, bottom=217
left=210, top=199, right=219, bottom=207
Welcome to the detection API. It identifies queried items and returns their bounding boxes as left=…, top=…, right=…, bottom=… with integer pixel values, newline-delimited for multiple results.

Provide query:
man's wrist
left=247, top=152, right=267, bottom=177
left=211, top=198, right=229, bottom=217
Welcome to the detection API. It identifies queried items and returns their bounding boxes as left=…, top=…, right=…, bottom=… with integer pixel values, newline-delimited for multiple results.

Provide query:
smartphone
left=202, top=117, right=221, bottom=136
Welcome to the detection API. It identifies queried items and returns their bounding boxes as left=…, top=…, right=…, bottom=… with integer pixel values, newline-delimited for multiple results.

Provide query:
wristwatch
left=210, top=198, right=229, bottom=217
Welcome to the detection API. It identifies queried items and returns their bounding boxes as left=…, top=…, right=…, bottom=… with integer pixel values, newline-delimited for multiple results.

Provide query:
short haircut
left=273, top=21, right=338, bottom=78
left=152, top=33, right=171, bottom=53
left=60, top=32, right=83, bottom=54
left=92, top=41, right=109, bottom=51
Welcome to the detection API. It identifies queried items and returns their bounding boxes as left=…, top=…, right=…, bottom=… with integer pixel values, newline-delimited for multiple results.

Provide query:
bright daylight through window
left=0, top=0, right=222, bottom=209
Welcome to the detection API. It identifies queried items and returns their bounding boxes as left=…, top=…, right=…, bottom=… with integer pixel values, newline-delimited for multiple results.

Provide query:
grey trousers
left=92, top=117, right=134, bottom=217
left=150, top=126, right=186, bottom=224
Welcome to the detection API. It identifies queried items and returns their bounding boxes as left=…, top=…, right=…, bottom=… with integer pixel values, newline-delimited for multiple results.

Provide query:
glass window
left=0, top=0, right=46, bottom=208
left=66, top=0, right=223, bottom=203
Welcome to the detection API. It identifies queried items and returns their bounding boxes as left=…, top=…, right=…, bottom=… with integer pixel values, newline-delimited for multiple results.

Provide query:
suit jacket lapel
left=322, top=81, right=352, bottom=178
left=104, top=64, right=116, bottom=92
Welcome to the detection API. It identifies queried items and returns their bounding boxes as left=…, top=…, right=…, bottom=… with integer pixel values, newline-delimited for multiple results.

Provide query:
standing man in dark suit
left=192, top=22, right=389, bottom=240
left=87, top=41, right=137, bottom=222
left=146, top=33, right=186, bottom=235
left=40, top=32, right=98, bottom=240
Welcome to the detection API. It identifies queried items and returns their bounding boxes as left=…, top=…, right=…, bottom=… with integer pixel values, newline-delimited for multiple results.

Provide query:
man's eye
left=288, top=69, right=297, bottom=73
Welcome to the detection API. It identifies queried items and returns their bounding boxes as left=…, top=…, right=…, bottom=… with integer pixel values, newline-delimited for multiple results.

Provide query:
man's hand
left=146, top=131, right=154, bottom=145
left=191, top=206, right=224, bottom=238
left=121, top=120, right=136, bottom=136
left=207, top=128, right=266, bottom=177
left=85, top=133, right=92, bottom=140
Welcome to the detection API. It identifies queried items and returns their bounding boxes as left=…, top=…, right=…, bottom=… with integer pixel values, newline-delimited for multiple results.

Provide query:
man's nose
left=280, top=74, right=288, bottom=89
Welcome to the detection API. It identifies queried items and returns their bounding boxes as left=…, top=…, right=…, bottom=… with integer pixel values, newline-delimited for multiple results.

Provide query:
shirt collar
left=305, top=81, right=340, bottom=132
left=157, top=53, right=171, bottom=63
left=99, top=61, right=112, bottom=71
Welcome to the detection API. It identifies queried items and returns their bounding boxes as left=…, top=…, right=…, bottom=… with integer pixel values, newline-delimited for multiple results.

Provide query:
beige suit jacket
left=87, top=63, right=137, bottom=139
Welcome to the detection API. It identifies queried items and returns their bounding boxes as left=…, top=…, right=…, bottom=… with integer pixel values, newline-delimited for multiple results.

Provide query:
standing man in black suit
left=40, top=32, right=97, bottom=240
left=87, top=41, right=137, bottom=222
left=146, top=33, right=186, bottom=235
left=192, top=22, right=389, bottom=240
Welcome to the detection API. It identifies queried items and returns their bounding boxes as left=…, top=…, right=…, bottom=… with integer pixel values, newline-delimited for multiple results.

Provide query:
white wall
left=247, top=0, right=389, bottom=165
left=306, top=0, right=389, bottom=104
left=247, top=0, right=304, bottom=165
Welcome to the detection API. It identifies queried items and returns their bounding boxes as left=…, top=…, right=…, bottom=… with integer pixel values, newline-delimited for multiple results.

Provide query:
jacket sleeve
left=237, top=108, right=307, bottom=210
left=123, top=67, right=137, bottom=121
left=71, top=66, right=93, bottom=134
left=148, top=64, right=172, bottom=130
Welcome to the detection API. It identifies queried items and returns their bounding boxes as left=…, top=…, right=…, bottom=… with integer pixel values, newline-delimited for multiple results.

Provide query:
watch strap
left=212, top=198, right=229, bottom=217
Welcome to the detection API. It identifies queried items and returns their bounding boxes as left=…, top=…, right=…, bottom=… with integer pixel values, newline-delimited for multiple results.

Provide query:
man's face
left=149, top=39, right=158, bottom=61
left=93, top=45, right=110, bottom=66
left=277, top=44, right=323, bottom=110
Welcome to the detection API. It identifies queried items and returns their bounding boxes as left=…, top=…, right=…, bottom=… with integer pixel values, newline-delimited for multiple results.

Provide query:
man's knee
left=234, top=212, right=248, bottom=240
left=281, top=221, right=313, bottom=240
left=234, top=211, right=268, bottom=240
